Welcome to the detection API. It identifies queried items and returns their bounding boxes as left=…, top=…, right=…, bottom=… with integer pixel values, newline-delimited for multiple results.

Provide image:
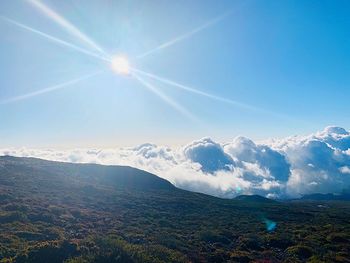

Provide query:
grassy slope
left=0, top=156, right=350, bottom=262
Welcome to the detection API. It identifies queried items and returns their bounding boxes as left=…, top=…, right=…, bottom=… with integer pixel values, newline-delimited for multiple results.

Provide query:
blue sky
left=1, top=0, right=350, bottom=147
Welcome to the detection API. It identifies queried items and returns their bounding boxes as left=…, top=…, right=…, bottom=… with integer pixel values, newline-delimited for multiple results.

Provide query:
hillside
left=234, top=195, right=277, bottom=203
left=300, top=193, right=350, bottom=201
left=0, top=156, right=350, bottom=262
left=0, top=155, right=175, bottom=191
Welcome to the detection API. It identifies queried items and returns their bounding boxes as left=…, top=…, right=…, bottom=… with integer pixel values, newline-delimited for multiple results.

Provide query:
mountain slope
left=300, top=193, right=350, bottom=201
left=0, top=156, right=350, bottom=263
left=0, top=155, right=175, bottom=191
left=234, top=195, right=277, bottom=203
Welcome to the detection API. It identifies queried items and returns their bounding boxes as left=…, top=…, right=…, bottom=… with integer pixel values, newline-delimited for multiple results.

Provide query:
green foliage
left=286, top=245, right=313, bottom=260
left=326, top=233, right=349, bottom=243
left=229, top=250, right=251, bottom=263
left=0, top=212, right=27, bottom=224
left=0, top=156, right=350, bottom=262
left=199, top=230, right=231, bottom=244
left=15, top=241, right=78, bottom=263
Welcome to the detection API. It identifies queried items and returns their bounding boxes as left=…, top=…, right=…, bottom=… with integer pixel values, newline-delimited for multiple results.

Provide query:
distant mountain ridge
left=0, top=155, right=175, bottom=191
left=3, top=156, right=350, bottom=202
left=234, top=194, right=277, bottom=203
left=300, top=193, right=350, bottom=201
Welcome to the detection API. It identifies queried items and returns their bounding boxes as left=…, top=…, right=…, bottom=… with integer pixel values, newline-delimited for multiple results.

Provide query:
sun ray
left=132, top=73, right=197, bottom=121
left=131, top=68, right=261, bottom=111
left=131, top=68, right=297, bottom=121
left=26, top=0, right=108, bottom=57
left=136, top=10, right=233, bottom=59
left=0, top=16, right=110, bottom=63
left=0, top=71, right=103, bottom=104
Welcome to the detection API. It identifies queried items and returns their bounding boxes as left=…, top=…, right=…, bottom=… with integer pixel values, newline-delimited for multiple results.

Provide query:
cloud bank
left=1, top=126, right=350, bottom=199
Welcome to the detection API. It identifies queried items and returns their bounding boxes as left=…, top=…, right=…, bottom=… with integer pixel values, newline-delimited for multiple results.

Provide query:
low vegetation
left=0, top=156, right=349, bottom=262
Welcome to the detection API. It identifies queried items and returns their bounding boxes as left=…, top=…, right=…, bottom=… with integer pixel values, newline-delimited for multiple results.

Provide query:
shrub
left=15, top=240, right=78, bottom=263
left=286, top=245, right=313, bottom=260
left=229, top=250, right=251, bottom=263
left=0, top=212, right=27, bottom=223
left=326, top=233, right=349, bottom=243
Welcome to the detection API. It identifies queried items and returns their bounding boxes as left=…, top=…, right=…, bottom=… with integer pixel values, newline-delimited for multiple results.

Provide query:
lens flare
left=26, top=0, right=108, bottom=57
left=0, top=16, right=109, bottom=63
left=111, top=56, right=130, bottom=75
left=136, top=10, right=233, bottom=59
left=132, top=73, right=197, bottom=121
left=0, top=71, right=102, bottom=104
left=264, top=218, right=277, bottom=232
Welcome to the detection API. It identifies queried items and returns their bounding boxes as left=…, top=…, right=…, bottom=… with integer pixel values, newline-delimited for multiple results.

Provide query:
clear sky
left=1, top=0, right=350, bottom=147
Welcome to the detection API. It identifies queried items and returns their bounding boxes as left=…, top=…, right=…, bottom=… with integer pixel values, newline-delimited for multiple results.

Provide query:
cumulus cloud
left=1, top=126, right=350, bottom=199
left=225, top=136, right=290, bottom=182
left=270, top=126, right=350, bottom=196
left=183, top=137, right=235, bottom=173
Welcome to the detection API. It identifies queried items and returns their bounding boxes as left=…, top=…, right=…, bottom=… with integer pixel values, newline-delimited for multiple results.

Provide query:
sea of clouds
left=1, top=126, right=350, bottom=199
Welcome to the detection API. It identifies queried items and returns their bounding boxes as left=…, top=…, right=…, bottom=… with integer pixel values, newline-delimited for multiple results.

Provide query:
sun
left=111, top=55, right=130, bottom=75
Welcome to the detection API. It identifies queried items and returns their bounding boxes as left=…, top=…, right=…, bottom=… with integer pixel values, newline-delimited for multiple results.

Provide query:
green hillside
left=0, top=156, right=350, bottom=262
left=234, top=195, right=277, bottom=204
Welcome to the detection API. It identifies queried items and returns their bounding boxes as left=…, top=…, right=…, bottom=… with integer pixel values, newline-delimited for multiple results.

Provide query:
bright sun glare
left=111, top=55, right=130, bottom=75
left=2, top=0, right=254, bottom=120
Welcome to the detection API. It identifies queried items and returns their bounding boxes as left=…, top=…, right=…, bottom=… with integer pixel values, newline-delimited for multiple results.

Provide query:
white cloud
left=340, top=166, right=350, bottom=174
left=183, top=137, right=235, bottom=173
left=271, top=126, right=350, bottom=196
left=224, top=136, right=290, bottom=182
left=1, top=126, right=350, bottom=199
